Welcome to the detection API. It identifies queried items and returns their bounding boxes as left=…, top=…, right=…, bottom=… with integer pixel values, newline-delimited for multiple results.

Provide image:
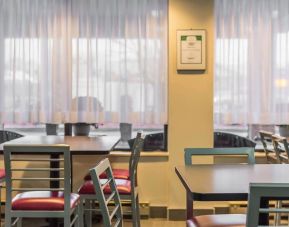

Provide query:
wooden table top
left=0, top=135, right=120, bottom=155
left=175, top=164, right=289, bottom=201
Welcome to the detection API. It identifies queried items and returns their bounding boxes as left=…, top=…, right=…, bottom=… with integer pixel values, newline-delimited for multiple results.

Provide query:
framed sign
left=177, top=29, right=206, bottom=70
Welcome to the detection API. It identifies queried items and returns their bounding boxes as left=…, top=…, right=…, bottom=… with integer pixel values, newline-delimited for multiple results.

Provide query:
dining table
left=175, top=164, right=289, bottom=225
left=0, top=135, right=120, bottom=188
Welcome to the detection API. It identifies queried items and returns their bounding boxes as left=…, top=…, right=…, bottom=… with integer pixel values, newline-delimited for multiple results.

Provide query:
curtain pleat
left=0, top=0, right=168, bottom=127
left=215, top=0, right=289, bottom=125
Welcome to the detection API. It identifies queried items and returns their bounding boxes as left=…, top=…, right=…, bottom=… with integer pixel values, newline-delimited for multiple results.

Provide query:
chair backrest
left=4, top=144, right=71, bottom=213
left=247, top=182, right=289, bottom=226
left=214, top=131, right=256, bottom=148
left=259, top=130, right=279, bottom=163
left=272, top=134, right=289, bottom=164
left=89, top=158, right=123, bottom=227
left=184, top=147, right=255, bottom=165
left=128, top=132, right=144, bottom=187
left=0, top=130, right=23, bottom=144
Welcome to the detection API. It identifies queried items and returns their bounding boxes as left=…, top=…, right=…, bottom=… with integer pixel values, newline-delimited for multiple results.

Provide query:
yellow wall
left=168, top=0, right=214, bottom=210
left=71, top=0, right=215, bottom=212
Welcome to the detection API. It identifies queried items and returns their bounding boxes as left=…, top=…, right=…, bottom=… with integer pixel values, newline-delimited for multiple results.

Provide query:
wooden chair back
left=260, top=130, right=280, bottom=163
left=272, top=134, right=289, bottom=164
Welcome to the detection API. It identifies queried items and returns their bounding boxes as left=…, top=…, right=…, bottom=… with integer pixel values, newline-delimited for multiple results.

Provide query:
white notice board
left=177, top=30, right=206, bottom=70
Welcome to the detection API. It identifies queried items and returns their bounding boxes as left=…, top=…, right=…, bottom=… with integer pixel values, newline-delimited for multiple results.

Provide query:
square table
left=175, top=164, right=289, bottom=224
left=0, top=135, right=120, bottom=188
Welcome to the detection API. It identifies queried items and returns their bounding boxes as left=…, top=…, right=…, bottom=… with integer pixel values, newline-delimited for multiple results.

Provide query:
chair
left=0, top=130, right=23, bottom=144
left=272, top=134, right=289, bottom=164
left=184, top=147, right=255, bottom=165
left=0, top=130, right=23, bottom=223
left=80, top=158, right=123, bottom=227
left=246, top=183, right=289, bottom=226
left=187, top=182, right=289, bottom=227
left=4, top=144, right=80, bottom=227
left=184, top=147, right=255, bottom=227
left=84, top=132, right=142, bottom=181
left=79, top=133, right=144, bottom=227
left=259, top=130, right=280, bottom=163
left=213, top=131, right=256, bottom=148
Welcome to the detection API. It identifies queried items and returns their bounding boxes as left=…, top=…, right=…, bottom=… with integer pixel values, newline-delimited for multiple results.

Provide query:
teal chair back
left=247, top=183, right=289, bottom=226
left=89, top=158, right=123, bottom=227
left=184, top=148, right=255, bottom=165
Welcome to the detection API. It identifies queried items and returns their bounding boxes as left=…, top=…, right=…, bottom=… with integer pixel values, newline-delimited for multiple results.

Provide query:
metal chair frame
left=184, top=147, right=255, bottom=165
left=82, top=158, right=123, bottom=227
left=80, top=133, right=144, bottom=227
left=184, top=147, right=255, bottom=222
left=247, top=183, right=289, bottom=226
left=0, top=130, right=23, bottom=225
left=4, top=144, right=80, bottom=227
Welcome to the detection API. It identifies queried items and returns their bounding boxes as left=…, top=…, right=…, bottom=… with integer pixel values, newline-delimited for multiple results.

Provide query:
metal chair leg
left=78, top=200, right=84, bottom=227
left=84, top=199, right=92, bottom=227
left=5, top=213, right=11, bottom=227
left=131, top=194, right=140, bottom=227
left=135, top=195, right=141, bottom=227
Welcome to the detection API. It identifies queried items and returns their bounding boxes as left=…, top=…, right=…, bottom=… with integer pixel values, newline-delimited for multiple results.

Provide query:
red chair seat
left=186, top=214, right=246, bottom=227
left=12, top=191, right=80, bottom=211
left=78, top=179, right=131, bottom=195
left=84, top=168, right=130, bottom=181
left=0, top=169, right=5, bottom=179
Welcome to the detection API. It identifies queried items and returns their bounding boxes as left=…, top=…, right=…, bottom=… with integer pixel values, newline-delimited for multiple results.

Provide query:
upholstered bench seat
left=186, top=214, right=246, bottom=227
left=12, top=191, right=80, bottom=211
left=84, top=168, right=130, bottom=181
left=79, top=179, right=131, bottom=195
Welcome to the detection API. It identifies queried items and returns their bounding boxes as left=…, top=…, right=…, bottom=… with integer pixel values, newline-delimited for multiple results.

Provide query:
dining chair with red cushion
left=79, top=132, right=144, bottom=227
left=184, top=147, right=255, bottom=227
left=187, top=183, right=289, bottom=227
left=3, top=144, right=81, bottom=227
left=0, top=130, right=23, bottom=223
left=79, top=158, right=123, bottom=227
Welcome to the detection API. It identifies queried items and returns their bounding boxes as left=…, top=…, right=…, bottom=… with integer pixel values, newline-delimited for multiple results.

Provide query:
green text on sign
left=181, top=36, right=187, bottom=41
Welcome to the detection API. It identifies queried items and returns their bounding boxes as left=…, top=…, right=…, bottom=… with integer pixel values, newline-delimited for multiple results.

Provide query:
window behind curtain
left=215, top=0, right=289, bottom=128
left=0, top=0, right=168, bottom=128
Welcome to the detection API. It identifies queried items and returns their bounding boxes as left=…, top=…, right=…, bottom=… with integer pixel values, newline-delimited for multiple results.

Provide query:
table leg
left=186, top=191, right=194, bottom=219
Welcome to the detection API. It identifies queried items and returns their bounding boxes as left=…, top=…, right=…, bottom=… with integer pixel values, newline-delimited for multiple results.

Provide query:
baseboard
left=167, top=208, right=187, bottom=220
left=166, top=206, right=227, bottom=220
left=149, top=206, right=167, bottom=218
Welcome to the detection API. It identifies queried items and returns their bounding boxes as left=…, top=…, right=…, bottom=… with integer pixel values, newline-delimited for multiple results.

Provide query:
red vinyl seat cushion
left=78, top=179, right=131, bottom=195
left=186, top=214, right=246, bottom=227
left=84, top=168, right=130, bottom=181
left=12, top=191, right=80, bottom=211
left=0, top=169, right=5, bottom=179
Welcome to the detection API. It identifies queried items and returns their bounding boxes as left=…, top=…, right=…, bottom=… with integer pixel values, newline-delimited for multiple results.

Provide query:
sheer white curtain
left=215, top=0, right=289, bottom=125
left=0, top=0, right=167, bottom=127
